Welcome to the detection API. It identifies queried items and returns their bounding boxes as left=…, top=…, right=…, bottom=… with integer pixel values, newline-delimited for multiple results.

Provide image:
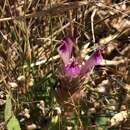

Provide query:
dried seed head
left=97, top=86, right=106, bottom=93
left=8, top=82, right=18, bottom=88
left=27, top=124, right=37, bottom=130
left=110, top=111, right=128, bottom=127
left=24, top=108, right=30, bottom=119
left=54, top=107, right=61, bottom=115
left=67, top=126, right=72, bottom=130
left=37, top=100, right=45, bottom=115
left=28, top=78, right=34, bottom=87
left=17, top=75, right=25, bottom=82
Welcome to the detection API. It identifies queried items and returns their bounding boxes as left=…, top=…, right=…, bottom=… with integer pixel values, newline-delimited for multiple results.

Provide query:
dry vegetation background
left=0, top=0, right=130, bottom=130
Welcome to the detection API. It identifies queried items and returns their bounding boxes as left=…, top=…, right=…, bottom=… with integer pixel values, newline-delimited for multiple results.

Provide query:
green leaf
left=7, top=114, right=21, bottom=130
left=4, top=95, right=12, bottom=122
left=4, top=95, right=21, bottom=130
left=96, top=116, right=108, bottom=130
left=49, top=116, right=60, bottom=130
left=51, top=116, right=59, bottom=124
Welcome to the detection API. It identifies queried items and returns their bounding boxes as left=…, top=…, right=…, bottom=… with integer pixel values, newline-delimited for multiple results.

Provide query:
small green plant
left=4, top=94, right=21, bottom=130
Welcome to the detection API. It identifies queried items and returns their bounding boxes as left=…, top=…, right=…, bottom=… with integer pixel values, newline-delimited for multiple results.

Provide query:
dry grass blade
left=0, top=1, right=90, bottom=22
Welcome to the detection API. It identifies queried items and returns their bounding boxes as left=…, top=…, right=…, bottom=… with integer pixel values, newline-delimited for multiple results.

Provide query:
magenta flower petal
left=64, top=58, right=80, bottom=78
left=57, top=37, right=73, bottom=64
left=80, top=49, right=103, bottom=75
